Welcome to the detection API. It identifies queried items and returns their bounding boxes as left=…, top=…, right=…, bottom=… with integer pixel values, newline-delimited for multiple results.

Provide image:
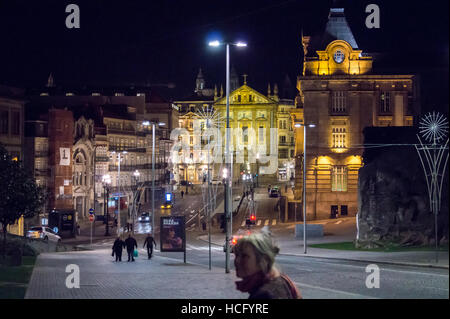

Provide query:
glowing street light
left=209, top=38, right=247, bottom=273
left=142, top=120, right=166, bottom=235
left=293, top=122, right=316, bottom=254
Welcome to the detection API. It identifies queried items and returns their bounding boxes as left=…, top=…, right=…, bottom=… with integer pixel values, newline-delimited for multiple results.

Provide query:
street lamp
left=294, top=122, right=315, bottom=254
left=132, top=170, right=140, bottom=232
left=142, top=120, right=166, bottom=235
left=209, top=39, right=247, bottom=273
left=256, top=152, right=260, bottom=188
left=111, top=150, right=127, bottom=236
left=102, top=174, right=111, bottom=236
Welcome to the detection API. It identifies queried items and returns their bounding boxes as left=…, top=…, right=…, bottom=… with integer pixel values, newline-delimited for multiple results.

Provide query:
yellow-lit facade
left=176, top=82, right=295, bottom=184
left=213, top=83, right=295, bottom=183
left=6, top=215, right=24, bottom=236
left=292, top=6, right=418, bottom=220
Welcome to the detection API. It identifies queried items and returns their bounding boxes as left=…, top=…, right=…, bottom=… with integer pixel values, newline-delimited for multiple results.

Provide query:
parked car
left=26, top=226, right=61, bottom=243
left=270, top=188, right=280, bottom=198
left=138, top=212, right=151, bottom=223
left=210, top=179, right=222, bottom=185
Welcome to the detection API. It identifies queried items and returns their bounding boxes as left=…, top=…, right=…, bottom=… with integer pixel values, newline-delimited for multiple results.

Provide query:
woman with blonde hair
left=233, top=228, right=302, bottom=299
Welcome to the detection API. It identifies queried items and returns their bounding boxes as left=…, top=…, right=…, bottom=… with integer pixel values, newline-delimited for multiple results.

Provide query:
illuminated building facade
left=214, top=79, right=295, bottom=183
left=292, top=6, right=419, bottom=220
left=0, top=85, right=25, bottom=161
left=175, top=72, right=296, bottom=184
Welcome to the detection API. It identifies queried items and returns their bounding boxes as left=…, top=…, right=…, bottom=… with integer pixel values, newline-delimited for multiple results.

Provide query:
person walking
left=181, top=190, right=184, bottom=199
left=112, top=236, right=125, bottom=262
left=143, top=233, right=157, bottom=259
left=233, top=228, right=302, bottom=299
left=124, top=234, right=138, bottom=262
left=126, top=216, right=132, bottom=232
left=268, top=184, right=271, bottom=193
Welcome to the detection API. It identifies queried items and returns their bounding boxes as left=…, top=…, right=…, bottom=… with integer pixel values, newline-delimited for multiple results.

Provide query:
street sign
left=53, top=227, right=59, bottom=233
left=89, top=208, right=94, bottom=215
left=89, top=215, right=94, bottom=222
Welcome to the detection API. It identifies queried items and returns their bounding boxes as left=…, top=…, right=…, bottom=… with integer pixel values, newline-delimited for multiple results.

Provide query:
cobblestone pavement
left=25, top=247, right=245, bottom=299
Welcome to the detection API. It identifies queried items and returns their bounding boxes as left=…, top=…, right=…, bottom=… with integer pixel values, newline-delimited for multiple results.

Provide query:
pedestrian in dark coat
left=143, top=233, right=157, bottom=259
left=112, top=237, right=125, bottom=262
left=125, top=234, right=138, bottom=262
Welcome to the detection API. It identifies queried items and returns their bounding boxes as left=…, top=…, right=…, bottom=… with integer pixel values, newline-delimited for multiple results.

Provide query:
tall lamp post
left=102, top=174, right=111, bottom=236
left=294, top=122, right=315, bottom=254
left=209, top=40, right=247, bottom=273
left=256, top=152, right=260, bottom=188
left=132, top=170, right=140, bottom=234
left=143, top=121, right=166, bottom=235
left=111, top=150, right=127, bottom=236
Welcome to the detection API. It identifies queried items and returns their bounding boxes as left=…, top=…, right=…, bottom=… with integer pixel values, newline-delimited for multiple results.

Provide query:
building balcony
left=329, top=110, right=348, bottom=116
left=108, top=163, right=165, bottom=172
left=34, top=151, right=48, bottom=158
left=107, top=128, right=136, bottom=136
left=279, top=142, right=294, bottom=147
left=95, top=156, right=110, bottom=162
left=35, top=168, right=49, bottom=176
left=108, top=146, right=147, bottom=153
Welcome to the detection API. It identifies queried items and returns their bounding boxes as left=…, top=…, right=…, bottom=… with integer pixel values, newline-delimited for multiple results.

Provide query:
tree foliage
left=0, top=144, right=45, bottom=256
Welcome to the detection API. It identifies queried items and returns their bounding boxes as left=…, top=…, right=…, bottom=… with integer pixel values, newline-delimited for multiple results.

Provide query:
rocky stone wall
left=357, top=144, right=448, bottom=248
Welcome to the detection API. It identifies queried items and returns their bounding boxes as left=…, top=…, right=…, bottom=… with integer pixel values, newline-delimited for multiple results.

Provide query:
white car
left=27, top=226, right=61, bottom=243
left=138, top=212, right=151, bottom=223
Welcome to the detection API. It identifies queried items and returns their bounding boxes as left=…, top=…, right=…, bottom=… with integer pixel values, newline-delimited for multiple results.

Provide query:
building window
left=258, top=126, right=264, bottom=143
left=242, top=126, right=248, bottom=143
left=249, top=95, right=253, bottom=102
left=380, top=91, right=391, bottom=113
left=334, top=50, right=345, bottom=64
left=332, top=91, right=346, bottom=113
left=279, top=149, right=288, bottom=159
left=290, top=149, right=294, bottom=158
left=332, top=127, right=346, bottom=149
left=332, top=166, right=347, bottom=191
left=0, top=110, right=8, bottom=134
left=190, top=136, right=193, bottom=145
left=280, top=135, right=286, bottom=144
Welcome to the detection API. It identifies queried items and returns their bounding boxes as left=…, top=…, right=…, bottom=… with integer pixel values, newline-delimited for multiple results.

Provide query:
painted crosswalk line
left=272, top=219, right=277, bottom=225
left=257, top=220, right=262, bottom=226
left=264, top=220, right=269, bottom=226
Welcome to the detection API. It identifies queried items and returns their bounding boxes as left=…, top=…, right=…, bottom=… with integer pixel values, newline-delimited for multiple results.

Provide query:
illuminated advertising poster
left=160, top=216, right=185, bottom=252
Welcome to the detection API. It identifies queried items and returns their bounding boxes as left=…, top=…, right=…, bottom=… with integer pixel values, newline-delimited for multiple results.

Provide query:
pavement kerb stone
left=276, top=252, right=450, bottom=270
left=196, top=235, right=450, bottom=270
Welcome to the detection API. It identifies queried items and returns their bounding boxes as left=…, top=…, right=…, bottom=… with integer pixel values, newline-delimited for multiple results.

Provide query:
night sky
left=0, top=0, right=448, bottom=112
